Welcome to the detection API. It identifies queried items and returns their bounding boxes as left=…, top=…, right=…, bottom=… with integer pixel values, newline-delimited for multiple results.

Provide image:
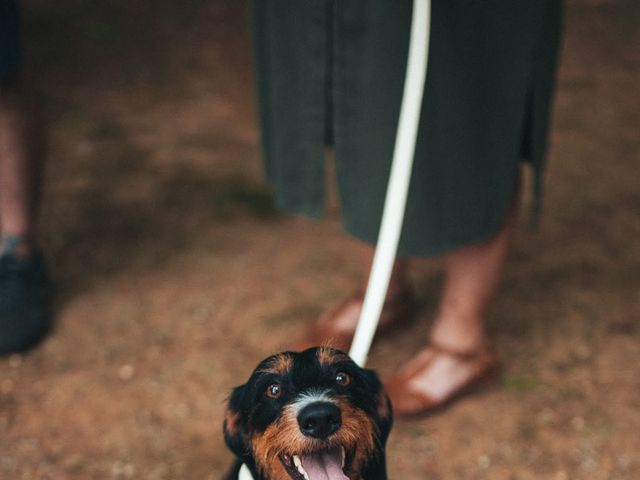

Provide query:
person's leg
left=429, top=194, right=518, bottom=352
left=0, top=73, right=51, bottom=355
left=0, top=75, right=44, bottom=254
left=386, top=181, right=520, bottom=415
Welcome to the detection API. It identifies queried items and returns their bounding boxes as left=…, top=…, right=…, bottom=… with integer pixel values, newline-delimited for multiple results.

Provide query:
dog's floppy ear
left=223, top=385, right=249, bottom=459
left=375, top=387, right=393, bottom=445
left=361, top=367, right=393, bottom=446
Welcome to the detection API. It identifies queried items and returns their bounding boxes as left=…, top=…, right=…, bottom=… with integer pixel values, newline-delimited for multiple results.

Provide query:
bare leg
left=430, top=190, right=519, bottom=352
left=386, top=180, right=521, bottom=412
left=0, top=74, right=44, bottom=256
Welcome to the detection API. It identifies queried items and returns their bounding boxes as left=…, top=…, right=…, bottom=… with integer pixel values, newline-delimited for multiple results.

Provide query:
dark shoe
left=297, top=284, right=418, bottom=352
left=384, top=341, right=501, bottom=417
left=0, top=251, right=52, bottom=355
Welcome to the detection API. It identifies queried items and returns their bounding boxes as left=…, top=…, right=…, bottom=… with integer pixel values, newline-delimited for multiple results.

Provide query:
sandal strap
left=395, top=340, right=497, bottom=384
left=386, top=341, right=501, bottom=416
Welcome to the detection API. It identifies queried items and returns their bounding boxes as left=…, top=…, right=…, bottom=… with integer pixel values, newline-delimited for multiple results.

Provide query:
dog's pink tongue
left=300, top=448, right=348, bottom=480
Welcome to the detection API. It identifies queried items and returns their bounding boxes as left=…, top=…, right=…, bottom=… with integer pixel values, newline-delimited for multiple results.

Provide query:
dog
left=223, top=346, right=393, bottom=480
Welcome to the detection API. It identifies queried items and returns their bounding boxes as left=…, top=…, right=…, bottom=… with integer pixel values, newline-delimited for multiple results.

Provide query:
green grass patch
left=502, top=375, right=544, bottom=392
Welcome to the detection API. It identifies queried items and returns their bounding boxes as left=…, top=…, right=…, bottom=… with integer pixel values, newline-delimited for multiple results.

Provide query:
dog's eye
left=265, top=383, right=282, bottom=399
left=335, top=372, right=351, bottom=386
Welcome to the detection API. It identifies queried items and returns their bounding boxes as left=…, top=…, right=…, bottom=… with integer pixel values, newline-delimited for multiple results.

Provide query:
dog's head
left=224, top=347, right=392, bottom=480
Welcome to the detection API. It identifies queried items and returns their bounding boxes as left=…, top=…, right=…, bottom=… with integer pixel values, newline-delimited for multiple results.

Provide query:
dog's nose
left=297, top=402, right=342, bottom=439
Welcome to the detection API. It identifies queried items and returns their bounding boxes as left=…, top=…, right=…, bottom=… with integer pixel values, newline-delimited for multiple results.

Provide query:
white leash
left=238, top=463, right=253, bottom=480
left=349, top=0, right=431, bottom=367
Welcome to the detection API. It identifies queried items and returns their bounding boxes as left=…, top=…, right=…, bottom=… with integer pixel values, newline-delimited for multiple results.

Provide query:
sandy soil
left=1, top=0, right=639, bottom=479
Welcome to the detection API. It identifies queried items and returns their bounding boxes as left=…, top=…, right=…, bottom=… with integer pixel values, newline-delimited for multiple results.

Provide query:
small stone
left=118, top=364, right=135, bottom=382
left=571, top=416, right=585, bottom=431
left=497, top=443, right=513, bottom=460
left=122, top=464, right=135, bottom=478
left=192, top=305, right=210, bottom=320
left=174, top=403, right=190, bottom=418
left=0, top=455, right=16, bottom=468
left=581, top=456, right=598, bottom=472
left=63, top=454, right=83, bottom=470
left=617, top=454, right=630, bottom=471
left=111, top=461, right=124, bottom=476
left=111, top=461, right=135, bottom=478
left=477, top=455, right=491, bottom=469
left=537, top=407, right=557, bottom=426
left=574, top=344, right=591, bottom=360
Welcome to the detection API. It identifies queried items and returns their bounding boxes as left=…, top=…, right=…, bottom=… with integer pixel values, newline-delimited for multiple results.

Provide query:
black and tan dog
left=223, top=347, right=392, bottom=480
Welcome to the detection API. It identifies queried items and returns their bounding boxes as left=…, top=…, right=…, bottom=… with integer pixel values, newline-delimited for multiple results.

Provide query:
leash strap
left=238, top=463, right=254, bottom=480
left=349, top=0, right=432, bottom=367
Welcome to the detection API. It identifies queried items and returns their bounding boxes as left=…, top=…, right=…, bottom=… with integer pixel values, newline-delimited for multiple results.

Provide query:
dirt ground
left=1, top=0, right=639, bottom=479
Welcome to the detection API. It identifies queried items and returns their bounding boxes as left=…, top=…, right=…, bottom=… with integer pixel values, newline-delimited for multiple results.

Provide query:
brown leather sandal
left=296, top=284, right=418, bottom=352
left=384, top=341, right=501, bottom=417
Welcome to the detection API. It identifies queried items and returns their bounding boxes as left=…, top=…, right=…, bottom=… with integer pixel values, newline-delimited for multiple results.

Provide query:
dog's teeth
left=340, top=447, right=346, bottom=468
left=292, top=456, right=309, bottom=480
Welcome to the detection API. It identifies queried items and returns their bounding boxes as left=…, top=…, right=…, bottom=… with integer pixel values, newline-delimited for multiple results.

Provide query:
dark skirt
left=251, top=0, right=563, bottom=257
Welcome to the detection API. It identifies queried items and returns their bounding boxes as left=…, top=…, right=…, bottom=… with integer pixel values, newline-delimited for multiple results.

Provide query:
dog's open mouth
left=279, top=447, right=348, bottom=480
